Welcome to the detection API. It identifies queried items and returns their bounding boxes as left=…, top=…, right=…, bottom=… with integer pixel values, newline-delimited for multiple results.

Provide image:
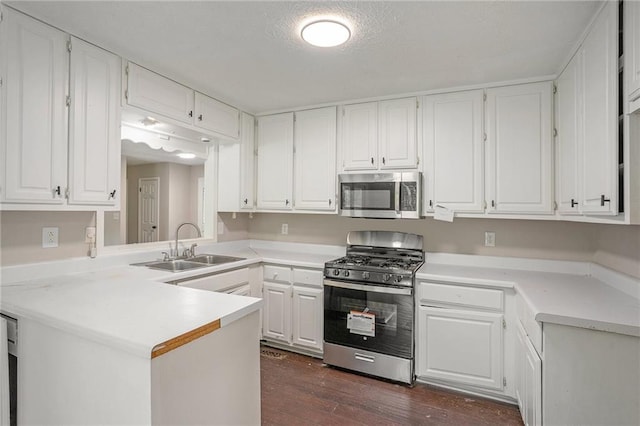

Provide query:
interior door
left=138, top=177, right=159, bottom=243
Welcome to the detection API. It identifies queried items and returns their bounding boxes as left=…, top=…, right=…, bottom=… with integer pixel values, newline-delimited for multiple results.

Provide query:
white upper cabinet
left=378, top=97, right=418, bottom=169
left=125, top=62, right=240, bottom=140
left=341, top=102, right=377, bottom=170
left=126, top=62, right=194, bottom=124
left=485, top=82, right=554, bottom=214
left=256, top=112, right=294, bottom=210
left=341, top=98, right=418, bottom=171
left=626, top=0, right=640, bottom=109
left=194, top=92, right=240, bottom=139
left=293, top=106, right=337, bottom=211
left=422, top=90, right=484, bottom=213
left=1, top=7, right=68, bottom=204
left=68, top=37, right=121, bottom=206
left=555, top=54, right=581, bottom=215
left=217, top=112, right=255, bottom=212
left=579, top=1, right=618, bottom=214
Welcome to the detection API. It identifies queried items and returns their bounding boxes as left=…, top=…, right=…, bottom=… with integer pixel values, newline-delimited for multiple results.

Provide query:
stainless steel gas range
left=323, top=231, right=424, bottom=384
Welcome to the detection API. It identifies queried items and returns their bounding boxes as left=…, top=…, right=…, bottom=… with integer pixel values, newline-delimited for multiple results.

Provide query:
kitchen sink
left=131, top=254, right=244, bottom=272
left=189, top=254, right=245, bottom=265
left=142, top=259, right=210, bottom=272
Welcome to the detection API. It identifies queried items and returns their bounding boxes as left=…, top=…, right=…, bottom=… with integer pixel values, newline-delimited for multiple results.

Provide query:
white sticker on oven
left=347, top=310, right=375, bottom=337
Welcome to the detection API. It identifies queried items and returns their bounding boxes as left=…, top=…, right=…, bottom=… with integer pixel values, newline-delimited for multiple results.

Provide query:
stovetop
left=326, top=255, right=423, bottom=273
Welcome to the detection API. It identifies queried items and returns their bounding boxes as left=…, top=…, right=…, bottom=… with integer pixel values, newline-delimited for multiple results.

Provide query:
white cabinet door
left=626, top=0, right=640, bottom=104
left=291, top=286, right=323, bottom=351
left=126, top=62, right=194, bottom=124
left=515, top=320, right=542, bottom=426
left=1, top=8, right=68, bottom=204
left=262, top=281, right=292, bottom=344
left=68, top=37, right=121, bottom=206
left=555, top=54, right=581, bottom=215
left=294, top=107, right=337, bottom=211
left=256, top=113, right=293, bottom=210
left=579, top=1, right=618, bottom=215
left=485, top=82, right=553, bottom=214
left=378, top=97, right=418, bottom=169
left=417, top=306, right=503, bottom=390
left=217, top=112, right=255, bottom=212
left=194, top=92, right=239, bottom=140
left=422, top=90, right=484, bottom=213
left=341, top=102, right=378, bottom=170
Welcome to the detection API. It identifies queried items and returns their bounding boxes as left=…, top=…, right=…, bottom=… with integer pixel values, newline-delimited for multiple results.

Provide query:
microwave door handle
left=395, top=181, right=401, bottom=213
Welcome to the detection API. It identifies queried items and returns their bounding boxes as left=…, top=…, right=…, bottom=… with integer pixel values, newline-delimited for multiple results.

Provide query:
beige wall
left=240, top=213, right=640, bottom=279
left=0, top=211, right=95, bottom=267
left=217, top=213, right=250, bottom=242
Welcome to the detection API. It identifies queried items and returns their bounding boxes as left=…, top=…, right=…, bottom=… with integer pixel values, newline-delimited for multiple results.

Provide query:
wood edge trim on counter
left=151, top=318, right=221, bottom=358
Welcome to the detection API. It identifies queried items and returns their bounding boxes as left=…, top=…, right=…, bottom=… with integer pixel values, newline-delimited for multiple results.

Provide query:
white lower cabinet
left=416, top=281, right=505, bottom=393
left=515, top=319, right=542, bottom=426
left=170, top=266, right=257, bottom=298
left=262, top=264, right=324, bottom=354
left=417, top=306, right=503, bottom=390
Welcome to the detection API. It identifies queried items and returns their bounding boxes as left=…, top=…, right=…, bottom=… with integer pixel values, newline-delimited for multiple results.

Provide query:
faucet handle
left=189, top=243, right=198, bottom=257
left=161, top=251, right=170, bottom=261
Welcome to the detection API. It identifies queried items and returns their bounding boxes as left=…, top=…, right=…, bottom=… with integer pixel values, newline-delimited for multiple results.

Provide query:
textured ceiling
left=7, top=1, right=602, bottom=114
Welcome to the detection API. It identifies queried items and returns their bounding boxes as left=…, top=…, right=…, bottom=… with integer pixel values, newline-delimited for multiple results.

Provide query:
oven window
left=324, top=285, right=413, bottom=359
left=341, top=182, right=395, bottom=210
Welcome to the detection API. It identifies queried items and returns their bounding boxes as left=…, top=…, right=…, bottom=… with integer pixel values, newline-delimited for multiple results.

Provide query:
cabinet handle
left=53, top=186, right=61, bottom=196
left=285, top=199, right=290, bottom=206
left=382, top=157, right=386, bottom=165
left=429, top=200, right=433, bottom=208
left=600, top=195, right=610, bottom=206
left=571, top=199, right=578, bottom=208
left=491, top=200, right=495, bottom=207
left=188, top=110, right=193, bottom=118
left=198, top=114, right=203, bottom=121
left=244, top=198, right=248, bottom=205
left=109, top=189, right=117, bottom=199
left=329, top=198, right=332, bottom=206
left=370, top=157, right=374, bottom=165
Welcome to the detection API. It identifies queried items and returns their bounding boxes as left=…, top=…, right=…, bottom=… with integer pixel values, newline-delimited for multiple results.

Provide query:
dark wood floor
left=261, top=347, right=523, bottom=426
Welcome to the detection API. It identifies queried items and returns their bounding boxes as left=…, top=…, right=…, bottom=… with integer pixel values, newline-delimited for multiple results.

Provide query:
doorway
left=138, top=177, right=160, bottom=243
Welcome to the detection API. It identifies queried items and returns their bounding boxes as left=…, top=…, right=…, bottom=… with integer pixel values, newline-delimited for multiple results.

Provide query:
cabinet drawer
left=177, top=268, right=248, bottom=293
left=419, top=282, right=503, bottom=311
left=263, top=265, right=291, bottom=283
left=516, top=294, right=543, bottom=356
left=292, top=268, right=323, bottom=288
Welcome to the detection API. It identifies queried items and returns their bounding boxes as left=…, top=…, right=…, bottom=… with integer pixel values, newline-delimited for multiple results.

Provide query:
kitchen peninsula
left=1, top=249, right=263, bottom=425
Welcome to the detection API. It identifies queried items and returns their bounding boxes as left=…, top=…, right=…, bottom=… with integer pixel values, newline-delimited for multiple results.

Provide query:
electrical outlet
left=281, top=223, right=288, bottom=235
left=484, top=231, right=496, bottom=247
left=85, top=226, right=96, bottom=243
left=42, top=227, right=59, bottom=248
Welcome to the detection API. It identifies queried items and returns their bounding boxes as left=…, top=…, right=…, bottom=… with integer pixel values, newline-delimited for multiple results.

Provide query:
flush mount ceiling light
left=301, top=20, right=351, bottom=47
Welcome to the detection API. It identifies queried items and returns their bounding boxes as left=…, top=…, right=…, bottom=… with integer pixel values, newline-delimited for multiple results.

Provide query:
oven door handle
left=395, top=181, right=401, bottom=213
left=323, top=279, right=413, bottom=296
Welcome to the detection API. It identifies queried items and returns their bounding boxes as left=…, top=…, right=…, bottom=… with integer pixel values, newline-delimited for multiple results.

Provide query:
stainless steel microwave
left=338, top=172, right=423, bottom=219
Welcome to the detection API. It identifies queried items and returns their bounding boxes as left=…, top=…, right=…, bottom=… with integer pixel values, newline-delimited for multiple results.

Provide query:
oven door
left=323, top=279, right=414, bottom=359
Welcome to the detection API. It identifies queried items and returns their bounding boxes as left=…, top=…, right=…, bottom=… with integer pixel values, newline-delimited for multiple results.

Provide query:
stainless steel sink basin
left=189, top=254, right=245, bottom=265
left=143, top=259, right=210, bottom=272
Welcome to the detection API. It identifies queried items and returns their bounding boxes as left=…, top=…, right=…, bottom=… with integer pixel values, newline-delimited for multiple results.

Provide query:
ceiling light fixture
left=301, top=20, right=351, bottom=47
left=177, top=153, right=196, bottom=159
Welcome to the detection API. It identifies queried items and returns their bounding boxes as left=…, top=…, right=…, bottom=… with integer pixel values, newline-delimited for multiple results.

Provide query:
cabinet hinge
left=502, top=318, right=506, bottom=329
left=0, top=78, right=3, bottom=88
left=67, top=40, right=72, bottom=52
left=503, top=377, right=507, bottom=387
left=64, top=187, right=70, bottom=199
left=554, top=201, right=558, bottom=211
left=553, top=128, right=558, bottom=137
left=254, top=148, right=258, bottom=157
left=293, top=113, right=296, bottom=123
left=0, top=11, right=3, bottom=23
left=416, top=156, right=420, bottom=165
left=553, top=84, right=557, bottom=94
left=416, top=99, right=419, bottom=109
left=124, top=89, right=129, bottom=100
left=483, top=133, right=487, bottom=142
left=66, top=96, right=71, bottom=107
left=483, top=200, right=487, bottom=209
left=483, top=93, right=487, bottom=102
left=125, top=65, right=129, bottom=75
left=342, top=108, right=345, bottom=117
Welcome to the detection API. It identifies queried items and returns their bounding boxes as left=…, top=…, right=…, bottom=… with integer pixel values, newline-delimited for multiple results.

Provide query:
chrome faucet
left=173, top=222, right=202, bottom=258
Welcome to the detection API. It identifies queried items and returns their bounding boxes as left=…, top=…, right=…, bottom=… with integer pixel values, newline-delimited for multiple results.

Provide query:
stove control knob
left=362, top=271, right=370, bottom=280
left=343, top=270, right=350, bottom=277
left=333, top=269, right=340, bottom=276
left=394, top=275, right=403, bottom=283
left=383, top=273, right=390, bottom=282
